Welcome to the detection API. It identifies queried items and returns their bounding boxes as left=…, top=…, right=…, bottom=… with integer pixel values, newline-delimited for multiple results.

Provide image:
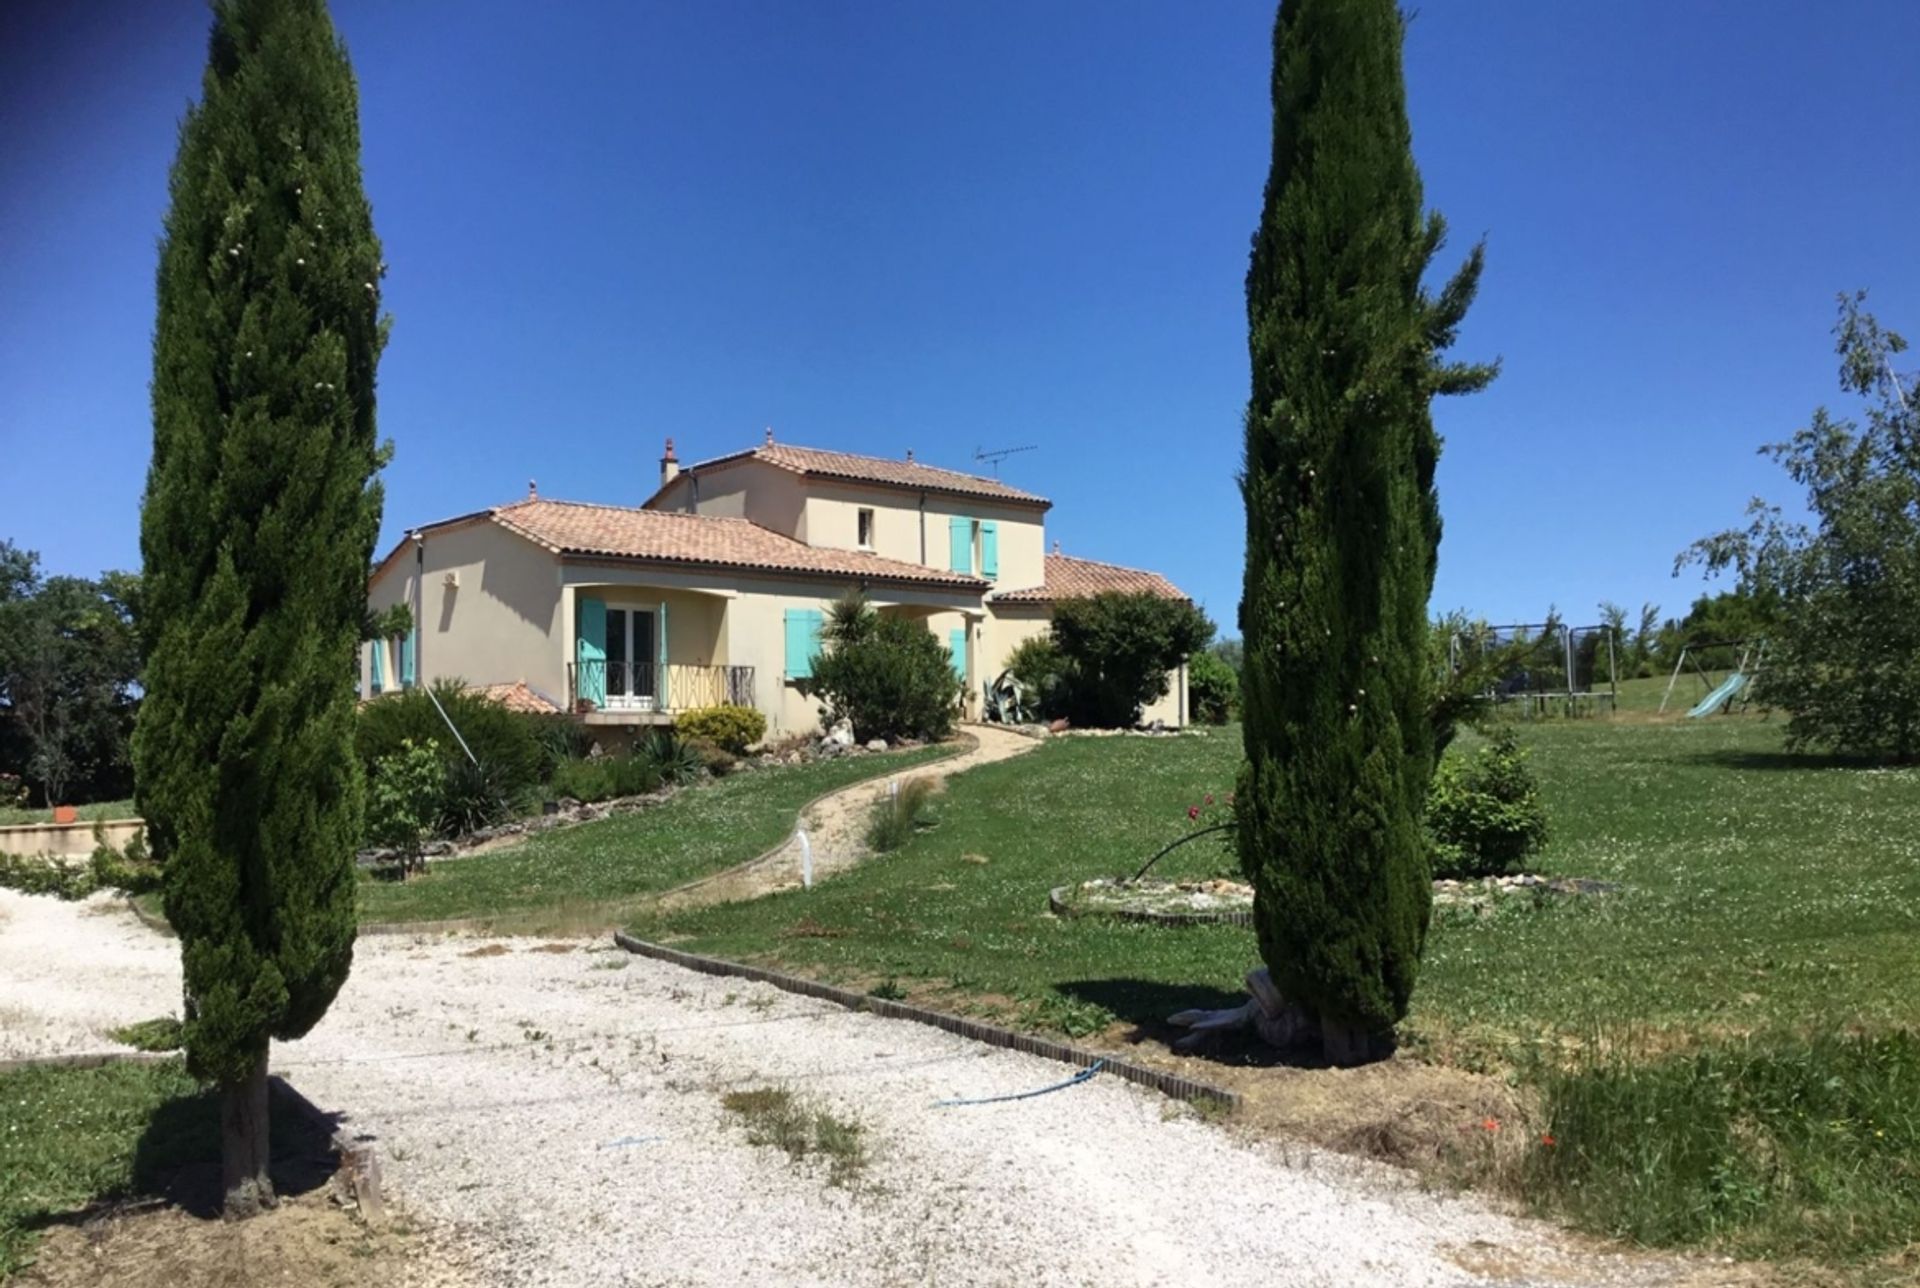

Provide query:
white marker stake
left=798, top=829, right=813, bottom=890
left=890, top=778, right=899, bottom=801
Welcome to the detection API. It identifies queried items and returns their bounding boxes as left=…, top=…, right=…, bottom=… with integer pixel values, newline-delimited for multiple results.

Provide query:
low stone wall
left=0, top=818, right=144, bottom=861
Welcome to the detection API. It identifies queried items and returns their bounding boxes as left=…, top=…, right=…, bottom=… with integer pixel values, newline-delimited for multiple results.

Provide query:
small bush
left=686, top=737, right=739, bottom=778
left=1187, top=649, right=1239, bottom=725
left=0, top=853, right=94, bottom=900
left=366, top=738, right=444, bottom=872
left=636, top=729, right=702, bottom=786
left=527, top=714, right=594, bottom=776
left=864, top=776, right=938, bottom=853
left=1523, top=1031, right=1920, bottom=1263
left=90, top=829, right=160, bottom=895
left=1005, top=636, right=1069, bottom=720
left=548, top=753, right=664, bottom=805
left=1427, top=727, right=1549, bottom=878
left=675, top=704, right=767, bottom=755
left=808, top=594, right=960, bottom=743
left=357, top=680, right=546, bottom=800
left=438, top=756, right=515, bottom=837
left=720, top=1085, right=867, bottom=1188
left=111, top=1016, right=185, bottom=1052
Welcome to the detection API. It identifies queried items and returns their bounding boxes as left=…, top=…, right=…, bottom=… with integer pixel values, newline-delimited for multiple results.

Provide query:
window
left=857, top=507, right=875, bottom=550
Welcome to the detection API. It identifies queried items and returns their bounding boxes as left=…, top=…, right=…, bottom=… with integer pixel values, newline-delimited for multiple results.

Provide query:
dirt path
left=654, top=723, right=1039, bottom=911
left=0, top=891, right=1737, bottom=1288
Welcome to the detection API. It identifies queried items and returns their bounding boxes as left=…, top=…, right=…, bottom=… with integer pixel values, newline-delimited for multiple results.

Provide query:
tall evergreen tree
left=1237, top=0, right=1493, bottom=1064
left=137, top=0, right=387, bottom=1215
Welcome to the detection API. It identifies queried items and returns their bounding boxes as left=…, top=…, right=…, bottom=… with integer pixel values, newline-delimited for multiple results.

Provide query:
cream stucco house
left=362, top=434, right=1191, bottom=735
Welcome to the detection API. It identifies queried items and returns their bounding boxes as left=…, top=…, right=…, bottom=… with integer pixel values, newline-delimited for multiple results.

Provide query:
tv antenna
left=973, top=443, right=1037, bottom=475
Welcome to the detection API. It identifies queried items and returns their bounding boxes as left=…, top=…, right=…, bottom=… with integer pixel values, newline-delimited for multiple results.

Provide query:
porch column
left=559, top=580, right=577, bottom=712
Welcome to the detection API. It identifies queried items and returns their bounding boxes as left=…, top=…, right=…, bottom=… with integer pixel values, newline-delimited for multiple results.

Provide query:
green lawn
left=635, top=718, right=1920, bottom=1052
left=0, top=799, right=136, bottom=827
left=0, top=1060, right=200, bottom=1276
left=357, top=744, right=954, bottom=927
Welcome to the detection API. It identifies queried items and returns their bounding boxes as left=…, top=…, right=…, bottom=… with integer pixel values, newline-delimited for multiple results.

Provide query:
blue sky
left=4, top=2, right=1917, bottom=634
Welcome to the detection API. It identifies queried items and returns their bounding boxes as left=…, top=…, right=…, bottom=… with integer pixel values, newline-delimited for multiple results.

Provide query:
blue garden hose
left=933, top=1059, right=1107, bottom=1108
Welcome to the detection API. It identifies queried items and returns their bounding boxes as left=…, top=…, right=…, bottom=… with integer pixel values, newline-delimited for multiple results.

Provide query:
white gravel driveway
left=0, top=890, right=1707, bottom=1287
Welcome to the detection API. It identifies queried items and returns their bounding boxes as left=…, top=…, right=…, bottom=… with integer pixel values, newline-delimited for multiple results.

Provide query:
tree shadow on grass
left=27, top=1076, right=342, bottom=1231
left=1056, top=977, right=1332, bottom=1070
left=1682, top=747, right=1890, bottom=773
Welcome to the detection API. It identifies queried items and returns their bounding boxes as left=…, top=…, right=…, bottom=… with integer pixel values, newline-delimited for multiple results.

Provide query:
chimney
left=906, top=448, right=915, bottom=463
left=528, top=478, right=538, bottom=500
left=1052, top=539, right=1061, bottom=555
left=764, top=426, right=774, bottom=446
left=659, top=437, right=679, bottom=488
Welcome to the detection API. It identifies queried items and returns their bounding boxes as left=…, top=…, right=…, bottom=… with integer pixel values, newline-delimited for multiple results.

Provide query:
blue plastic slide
left=1687, top=671, right=1748, bottom=718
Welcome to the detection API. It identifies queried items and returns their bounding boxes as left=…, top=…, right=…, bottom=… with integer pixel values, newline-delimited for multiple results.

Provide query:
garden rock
left=865, top=739, right=887, bottom=752
left=825, top=718, right=856, bottom=748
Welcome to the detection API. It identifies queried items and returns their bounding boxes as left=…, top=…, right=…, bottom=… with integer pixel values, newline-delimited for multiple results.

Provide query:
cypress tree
left=136, top=0, right=387, bottom=1215
left=1237, top=0, right=1493, bottom=1064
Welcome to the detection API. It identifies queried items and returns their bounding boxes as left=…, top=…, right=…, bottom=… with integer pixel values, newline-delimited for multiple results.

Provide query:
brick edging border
left=1047, top=885, right=1255, bottom=929
left=610, top=930, right=1240, bottom=1113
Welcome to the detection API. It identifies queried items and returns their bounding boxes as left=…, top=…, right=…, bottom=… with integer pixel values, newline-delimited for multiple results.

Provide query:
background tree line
left=0, top=539, right=142, bottom=807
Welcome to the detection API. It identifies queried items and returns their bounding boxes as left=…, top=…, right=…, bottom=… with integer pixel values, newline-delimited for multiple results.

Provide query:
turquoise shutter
left=786, top=608, right=824, bottom=680
left=949, top=516, right=972, bottom=573
left=576, top=597, right=607, bottom=706
left=980, top=521, right=999, bottom=580
left=370, top=640, right=385, bottom=694
left=949, top=627, right=966, bottom=679
left=399, top=630, right=416, bottom=688
left=657, top=600, right=670, bottom=709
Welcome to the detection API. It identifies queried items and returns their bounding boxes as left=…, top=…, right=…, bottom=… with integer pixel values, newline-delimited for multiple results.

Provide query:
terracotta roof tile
left=465, top=680, right=561, bottom=715
left=992, top=553, right=1187, bottom=604
left=669, top=442, right=1049, bottom=507
left=490, top=498, right=986, bottom=589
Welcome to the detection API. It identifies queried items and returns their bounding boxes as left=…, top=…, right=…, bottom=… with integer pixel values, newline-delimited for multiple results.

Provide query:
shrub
left=111, top=1016, right=185, bottom=1052
left=437, top=756, right=515, bottom=837
left=0, top=852, right=95, bottom=899
left=1004, top=636, right=1069, bottom=720
left=1051, top=592, right=1214, bottom=728
left=548, top=753, right=664, bottom=805
left=685, top=737, right=739, bottom=778
left=675, top=705, right=767, bottom=755
left=527, top=713, right=594, bottom=777
left=356, top=680, right=545, bottom=800
left=90, top=828, right=161, bottom=895
left=365, top=739, right=444, bottom=873
left=864, top=776, right=938, bottom=853
left=808, top=594, right=961, bottom=743
left=1187, top=649, right=1239, bottom=725
left=1427, top=727, right=1549, bottom=878
left=636, top=729, right=703, bottom=785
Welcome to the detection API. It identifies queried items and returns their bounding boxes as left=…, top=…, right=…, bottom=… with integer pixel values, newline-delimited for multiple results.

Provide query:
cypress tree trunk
left=1237, top=0, right=1492, bottom=1064
left=136, top=0, right=386, bottom=1215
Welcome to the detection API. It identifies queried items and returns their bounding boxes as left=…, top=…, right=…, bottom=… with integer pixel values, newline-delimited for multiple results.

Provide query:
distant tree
left=0, top=546, right=141, bottom=807
left=1238, top=0, right=1494, bottom=1064
left=1633, top=602, right=1661, bottom=676
left=1683, top=293, right=1920, bottom=759
left=1050, top=592, right=1213, bottom=728
left=135, top=0, right=388, bottom=1217
left=1187, top=649, right=1239, bottom=725
left=1210, top=637, right=1245, bottom=677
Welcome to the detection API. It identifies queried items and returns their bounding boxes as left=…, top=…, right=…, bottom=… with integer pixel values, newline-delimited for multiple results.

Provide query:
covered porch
left=562, top=579, right=752, bottom=724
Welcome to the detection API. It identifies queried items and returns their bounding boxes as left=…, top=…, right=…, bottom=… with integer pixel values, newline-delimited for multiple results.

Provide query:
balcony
left=566, top=660, right=754, bottom=721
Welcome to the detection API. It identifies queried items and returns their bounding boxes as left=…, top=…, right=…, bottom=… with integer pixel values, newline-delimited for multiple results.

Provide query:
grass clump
left=0, top=1059, right=201, bottom=1276
left=720, top=1085, right=867, bottom=1187
left=1523, top=1030, right=1920, bottom=1266
left=110, top=1017, right=185, bottom=1052
left=863, top=776, right=938, bottom=854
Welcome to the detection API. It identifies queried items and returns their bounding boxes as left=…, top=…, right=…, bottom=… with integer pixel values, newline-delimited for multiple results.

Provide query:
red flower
left=1540, top=1133, right=1557, bottom=1148
left=1480, top=1117, right=1500, bottom=1133
left=1187, top=806, right=1201, bottom=821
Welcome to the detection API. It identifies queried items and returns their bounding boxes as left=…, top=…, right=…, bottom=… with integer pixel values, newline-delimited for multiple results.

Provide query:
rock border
left=1047, top=884, right=1255, bottom=928
left=610, top=930, right=1241, bottom=1113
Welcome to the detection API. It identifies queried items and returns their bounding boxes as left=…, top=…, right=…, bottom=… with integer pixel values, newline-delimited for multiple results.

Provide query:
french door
left=604, top=606, right=658, bottom=710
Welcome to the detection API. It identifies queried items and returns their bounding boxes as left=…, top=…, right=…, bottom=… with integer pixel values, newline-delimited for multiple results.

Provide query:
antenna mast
left=972, top=444, right=1037, bottom=476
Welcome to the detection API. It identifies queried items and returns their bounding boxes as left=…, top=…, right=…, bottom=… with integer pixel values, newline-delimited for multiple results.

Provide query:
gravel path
left=0, top=890, right=1731, bottom=1287
left=656, top=724, right=1039, bottom=910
